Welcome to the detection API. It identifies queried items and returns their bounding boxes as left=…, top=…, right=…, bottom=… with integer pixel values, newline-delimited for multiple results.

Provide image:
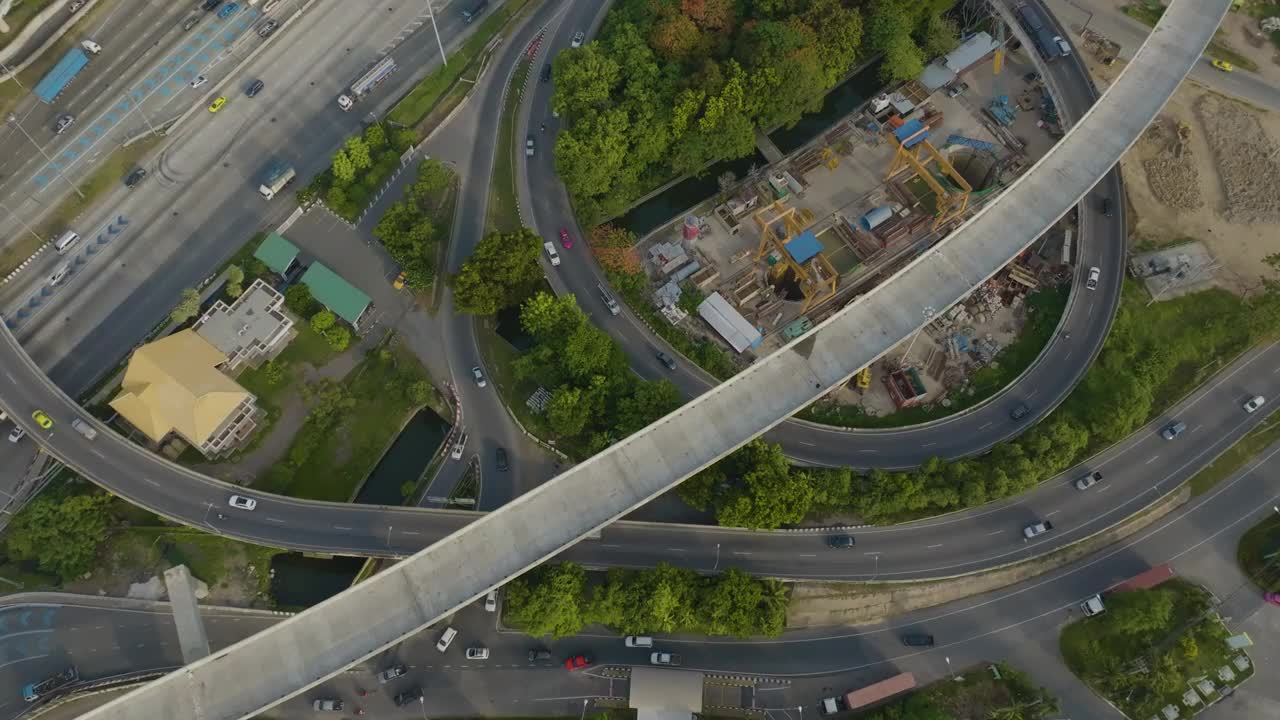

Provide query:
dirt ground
left=1083, top=51, right=1280, bottom=295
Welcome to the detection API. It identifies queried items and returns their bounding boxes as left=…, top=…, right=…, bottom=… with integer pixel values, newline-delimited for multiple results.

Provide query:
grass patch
left=1060, top=580, right=1251, bottom=720
left=0, top=1, right=59, bottom=52
left=487, top=58, right=530, bottom=233
left=1187, top=414, right=1280, bottom=496
left=0, top=134, right=165, bottom=277
left=446, top=460, right=479, bottom=509
left=1237, top=511, right=1280, bottom=592
left=256, top=338, right=431, bottom=502
left=802, top=286, right=1068, bottom=428
left=386, top=0, right=536, bottom=128
left=474, top=313, right=576, bottom=451
left=109, top=527, right=281, bottom=597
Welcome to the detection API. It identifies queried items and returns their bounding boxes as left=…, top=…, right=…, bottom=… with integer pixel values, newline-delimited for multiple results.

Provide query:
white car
left=1085, top=266, right=1100, bottom=291
left=465, top=646, right=489, bottom=660
left=436, top=626, right=457, bottom=652
left=8, top=426, right=26, bottom=443
left=1054, top=36, right=1071, bottom=56
left=570, top=31, right=585, bottom=48
left=1244, top=395, right=1266, bottom=413
left=484, top=589, right=497, bottom=612
left=624, top=635, right=654, bottom=648
left=471, top=366, right=487, bottom=388
left=228, top=495, right=257, bottom=511
left=190, top=75, right=208, bottom=89
left=1074, top=471, right=1102, bottom=491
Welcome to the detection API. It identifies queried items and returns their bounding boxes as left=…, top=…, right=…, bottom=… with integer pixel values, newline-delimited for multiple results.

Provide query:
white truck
left=258, top=163, right=296, bottom=200
left=1081, top=594, right=1106, bottom=617
left=338, top=56, right=397, bottom=110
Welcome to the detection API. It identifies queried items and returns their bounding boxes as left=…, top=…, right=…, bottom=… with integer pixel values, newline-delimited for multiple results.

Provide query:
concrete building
left=300, top=262, right=372, bottom=329
left=109, top=330, right=260, bottom=458
left=254, top=232, right=300, bottom=279
left=698, top=292, right=762, bottom=353
left=192, top=278, right=294, bottom=373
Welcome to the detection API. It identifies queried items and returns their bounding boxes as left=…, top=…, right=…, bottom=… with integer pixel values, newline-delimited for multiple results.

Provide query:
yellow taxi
left=1211, top=59, right=1233, bottom=72
left=393, top=272, right=407, bottom=290
left=208, top=96, right=228, bottom=113
left=31, top=410, right=53, bottom=429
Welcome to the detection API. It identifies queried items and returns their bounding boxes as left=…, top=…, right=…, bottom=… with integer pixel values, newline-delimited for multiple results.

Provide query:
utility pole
left=425, top=1, right=447, bottom=66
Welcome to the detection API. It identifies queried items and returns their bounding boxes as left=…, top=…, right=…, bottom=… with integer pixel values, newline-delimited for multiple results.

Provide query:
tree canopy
left=5, top=486, right=112, bottom=579
left=553, top=0, right=957, bottom=225
left=452, top=228, right=544, bottom=315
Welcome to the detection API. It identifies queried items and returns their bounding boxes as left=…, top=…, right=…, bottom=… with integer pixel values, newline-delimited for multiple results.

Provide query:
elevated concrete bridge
left=75, top=1, right=1232, bottom=718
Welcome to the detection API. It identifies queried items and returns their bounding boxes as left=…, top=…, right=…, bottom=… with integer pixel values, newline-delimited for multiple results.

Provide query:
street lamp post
left=945, top=656, right=957, bottom=681
left=579, top=698, right=590, bottom=720
left=425, top=1, right=447, bottom=66
left=6, top=112, right=85, bottom=200
left=419, top=695, right=428, bottom=720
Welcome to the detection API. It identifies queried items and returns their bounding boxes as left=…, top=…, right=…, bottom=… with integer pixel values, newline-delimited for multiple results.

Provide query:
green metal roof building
left=300, top=262, right=372, bottom=328
left=253, top=232, right=300, bottom=277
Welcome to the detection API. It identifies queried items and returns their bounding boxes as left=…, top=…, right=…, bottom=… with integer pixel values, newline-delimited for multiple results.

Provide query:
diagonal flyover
left=75, top=1, right=1232, bottom=717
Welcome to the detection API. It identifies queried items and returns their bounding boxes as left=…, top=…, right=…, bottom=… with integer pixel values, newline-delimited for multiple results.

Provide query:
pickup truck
left=650, top=651, right=682, bottom=666
left=1023, top=520, right=1054, bottom=539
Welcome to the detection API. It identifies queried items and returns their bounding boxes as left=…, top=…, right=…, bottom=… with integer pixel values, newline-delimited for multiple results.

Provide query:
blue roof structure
left=784, top=230, right=823, bottom=265
left=894, top=119, right=928, bottom=148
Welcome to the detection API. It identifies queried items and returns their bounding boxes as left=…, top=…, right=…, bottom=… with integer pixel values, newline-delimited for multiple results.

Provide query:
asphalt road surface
left=9, top=425, right=1280, bottom=720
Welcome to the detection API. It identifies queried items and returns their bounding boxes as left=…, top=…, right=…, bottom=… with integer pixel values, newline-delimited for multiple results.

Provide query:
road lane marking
left=666, top=548, right=686, bottom=553
left=333, top=525, right=352, bottom=531
left=266, top=517, right=285, bottom=524
left=1145, top=455, right=1159, bottom=464
left=922, top=442, right=936, bottom=448
left=142, top=477, right=159, bottom=486
left=798, top=441, right=815, bottom=446
left=978, top=421, right=992, bottom=430
left=1192, top=424, right=1203, bottom=433
left=1046, top=510, right=1061, bottom=517
left=798, top=554, right=817, bottom=557
left=986, top=529, right=1002, bottom=536
left=401, top=531, right=420, bottom=535
left=732, top=551, right=753, bottom=556
left=601, top=544, right=621, bottom=548
left=859, top=449, right=879, bottom=454
left=926, top=543, right=943, bottom=549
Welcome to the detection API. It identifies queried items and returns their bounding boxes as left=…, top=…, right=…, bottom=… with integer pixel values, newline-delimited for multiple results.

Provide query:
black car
left=376, top=663, right=407, bottom=684
left=541, top=64, right=552, bottom=82
left=1101, top=197, right=1113, bottom=217
left=656, top=351, right=676, bottom=371
left=528, top=648, right=553, bottom=662
left=182, top=15, right=201, bottom=31
left=901, top=633, right=935, bottom=647
left=394, top=687, right=425, bottom=707
left=202, top=0, right=222, bottom=11
left=1010, top=403, right=1030, bottom=421
left=246, top=79, right=264, bottom=97
left=258, top=19, right=279, bottom=38
left=827, top=534, right=855, bottom=549
left=495, top=447, right=509, bottom=472
left=124, top=167, right=147, bottom=188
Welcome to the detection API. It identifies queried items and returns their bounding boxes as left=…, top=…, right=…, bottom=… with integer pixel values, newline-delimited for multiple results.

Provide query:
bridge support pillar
left=164, top=565, right=211, bottom=664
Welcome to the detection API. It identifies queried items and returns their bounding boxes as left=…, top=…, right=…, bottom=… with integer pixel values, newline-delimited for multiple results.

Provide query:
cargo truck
left=338, top=56, right=397, bottom=111
left=23, top=666, right=78, bottom=702
left=822, top=672, right=916, bottom=714
left=33, top=48, right=90, bottom=103
left=258, top=163, right=296, bottom=200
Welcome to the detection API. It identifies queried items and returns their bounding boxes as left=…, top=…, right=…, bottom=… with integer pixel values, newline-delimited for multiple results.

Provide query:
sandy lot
left=1083, top=50, right=1280, bottom=294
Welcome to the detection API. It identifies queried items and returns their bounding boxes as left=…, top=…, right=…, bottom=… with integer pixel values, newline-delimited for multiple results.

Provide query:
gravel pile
left=1195, top=94, right=1280, bottom=224
left=1142, top=157, right=1202, bottom=210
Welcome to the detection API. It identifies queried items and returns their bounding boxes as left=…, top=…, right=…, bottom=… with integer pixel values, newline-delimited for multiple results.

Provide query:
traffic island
left=1059, top=579, right=1254, bottom=719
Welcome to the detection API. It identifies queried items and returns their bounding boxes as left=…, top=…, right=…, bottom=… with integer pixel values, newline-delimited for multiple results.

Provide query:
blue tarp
left=894, top=119, right=927, bottom=148
left=784, top=230, right=823, bottom=264
left=34, top=48, right=89, bottom=103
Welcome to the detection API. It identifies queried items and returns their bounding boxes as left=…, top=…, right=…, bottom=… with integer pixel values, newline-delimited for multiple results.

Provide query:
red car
left=564, top=654, right=594, bottom=671
left=558, top=228, right=574, bottom=249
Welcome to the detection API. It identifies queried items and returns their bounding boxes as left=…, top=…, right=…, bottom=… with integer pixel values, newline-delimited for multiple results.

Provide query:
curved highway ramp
left=61, top=1, right=1231, bottom=717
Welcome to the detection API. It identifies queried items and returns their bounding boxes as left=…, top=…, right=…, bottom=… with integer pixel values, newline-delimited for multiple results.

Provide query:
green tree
left=323, top=324, right=352, bottom=351
left=520, top=292, right=584, bottom=341
left=400, top=480, right=416, bottom=499
left=263, top=359, right=289, bottom=385
left=413, top=158, right=452, bottom=199
left=918, top=13, right=959, bottom=58
left=408, top=380, right=433, bottom=405
left=614, top=379, right=682, bottom=436
left=504, top=562, right=588, bottom=637
left=310, top=310, right=336, bottom=333
left=452, top=228, right=544, bottom=315
left=332, top=150, right=356, bottom=183
left=363, top=122, right=388, bottom=150
left=285, top=283, right=316, bottom=316
left=5, top=490, right=112, bottom=578
left=345, top=136, right=373, bottom=171
left=170, top=287, right=201, bottom=324
left=225, top=264, right=245, bottom=299
left=546, top=386, right=593, bottom=437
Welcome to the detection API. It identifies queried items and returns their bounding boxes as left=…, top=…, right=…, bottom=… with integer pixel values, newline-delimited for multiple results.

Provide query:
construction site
left=627, top=25, right=1081, bottom=420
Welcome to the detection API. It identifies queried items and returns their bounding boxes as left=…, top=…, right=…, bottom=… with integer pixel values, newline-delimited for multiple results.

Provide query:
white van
left=54, top=231, right=80, bottom=254
left=544, top=241, right=561, bottom=267
left=436, top=626, right=458, bottom=652
left=71, top=417, right=98, bottom=440
left=81, top=40, right=102, bottom=55
left=624, top=635, right=653, bottom=648
left=1081, top=594, right=1106, bottom=617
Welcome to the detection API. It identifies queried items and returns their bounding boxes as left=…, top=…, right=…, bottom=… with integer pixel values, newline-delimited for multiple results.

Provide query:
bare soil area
left=1087, top=51, right=1280, bottom=294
